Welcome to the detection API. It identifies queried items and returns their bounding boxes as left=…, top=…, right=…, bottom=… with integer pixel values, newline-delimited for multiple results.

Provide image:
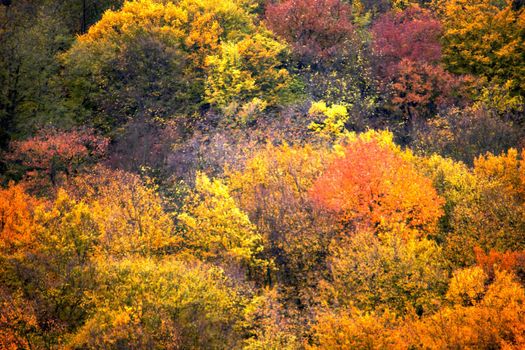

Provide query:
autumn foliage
left=440, top=0, right=525, bottom=95
left=5, top=128, right=108, bottom=191
left=265, top=0, right=355, bottom=63
left=372, top=5, right=465, bottom=120
left=1, top=0, right=525, bottom=348
left=0, top=183, right=40, bottom=253
left=310, top=138, right=444, bottom=233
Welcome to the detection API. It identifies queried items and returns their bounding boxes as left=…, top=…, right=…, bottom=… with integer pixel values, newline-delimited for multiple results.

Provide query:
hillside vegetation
left=1, top=0, right=525, bottom=348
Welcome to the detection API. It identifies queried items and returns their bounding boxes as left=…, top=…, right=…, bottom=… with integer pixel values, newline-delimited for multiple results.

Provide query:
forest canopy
left=1, top=0, right=525, bottom=348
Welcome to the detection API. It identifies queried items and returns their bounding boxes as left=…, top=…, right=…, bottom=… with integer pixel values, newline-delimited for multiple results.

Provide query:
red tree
left=265, top=0, right=355, bottom=64
left=372, top=5, right=442, bottom=71
left=371, top=5, right=465, bottom=119
left=6, top=128, right=109, bottom=191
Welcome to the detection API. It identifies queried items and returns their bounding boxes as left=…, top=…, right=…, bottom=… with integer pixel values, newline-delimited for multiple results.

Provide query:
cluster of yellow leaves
left=310, top=308, right=400, bottom=350
left=242, top=288, right=301, bottom=350
left=228, top=143, right=333, bottom=223
left=178, top=172, right=265, bottom=270
left=79, top=0, right=187, bottom=44
left=308, top=101, right=351, bottom=141
left=474, top=148, right=525, bottom=200
left=440, top=0, right=525, bottom=94
left=312, top=269, right=525, bottom=349
left=69, top=257, right=244, bottom=349
left=430, top=149, right=525, bottom=265
left=67, top=0, right=294, bottom=109
left=446, top=266, right=487, bottom=305
left=205, top=32, right=293, bottom=109
left=407, top=270, right=525, bottom=349
left=323, top=229, right=448, bottom=314
left=35, top=189, right=99, bottom=266
left=227, top=142, right=336, bottom=289
left=67, top=166, right=179, bottom=259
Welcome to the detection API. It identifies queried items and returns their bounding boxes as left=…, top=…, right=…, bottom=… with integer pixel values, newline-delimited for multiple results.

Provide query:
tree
left=440, top=0, right=525, bottom=96
left=0, top=289, right=41, bottom=350
left=30, top=189, right=99, bottom=336
left=474, top=148, right=525, bottom=200
left=68, top=257, right=246, bottom=349
left=417, top=148, right=525, bottom=267
left=313, top=268, right=525, bottom=349
left=0, top=183, right=40, bottom=254
left=310, top=308, right=400, bottom=350
left=67, top=166, right=180, bottom=259
left=178, top=172, right=265, bottom=275
left=371, top=5, right=465, bottom=124
left=62, top=0, right=294, bottom=130
left=443, top=149, right=525, bottom=265
left=413, top=105, right=524, bottom=165
left=0, top=188, right=100, bottom=346
left=310, top=137, right=444, bottom=234
left=243, top=288, right=301, bottom=350
left=308, top=101, right=351, bottom=141
left=265, top=0, right=355, bottom=65
left=0, top=0, right=72, bottom=150
left=205, top=33, right=293, bottom=110
left=475, top=247, right=525, bottom=285
left=405, top=270, right=525, bottom=349
left=5, top=128, right=108, bottom=193
left=388, top=59, right=462, bottom=121
left=227, top=143, right=337, bottom=299
left=322, top=229, right=448, bottom=315
left=372, top=5, right=442, bottom=69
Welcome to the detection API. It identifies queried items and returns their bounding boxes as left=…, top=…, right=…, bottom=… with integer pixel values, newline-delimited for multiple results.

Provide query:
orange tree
left=310, top=137, right=444, bottom=235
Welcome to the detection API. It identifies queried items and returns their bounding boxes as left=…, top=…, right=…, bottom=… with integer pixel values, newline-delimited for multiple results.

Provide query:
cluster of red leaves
left=475, top=247, right=525, bottom=283
left=310, top=139, right=444, bottom=233
left=265, top=0, right=354, bottom=63
left=371, top=5, right=464, bottom=117
left=6, top=128, right=109, bottom=190
left=372, top=5, right=442, bottom=71
left=391, top=59, right=464, bottom=117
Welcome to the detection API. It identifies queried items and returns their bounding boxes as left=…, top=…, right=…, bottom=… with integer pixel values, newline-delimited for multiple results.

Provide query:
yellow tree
left=404, top=270, right=525, bottom=349
left=205, top=32, right=293, bottom=110
left=67, top=166, right=180, bottom=259
left=474, top=148, right=525, bottom=200
left=308, top=101, right=351, bottom=141
left=62, top=0, right=294, bottom=128
left=322, top=229, right=448, bottom=315
left=440, top=0, right=525, bottom=95
left=68, top=257, right=246, bottom=349
left=227, top=142, right=337, bottom=303
left=178, top=172, right=265, bottom=274
left=435, top=149, right=525, bottom=266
